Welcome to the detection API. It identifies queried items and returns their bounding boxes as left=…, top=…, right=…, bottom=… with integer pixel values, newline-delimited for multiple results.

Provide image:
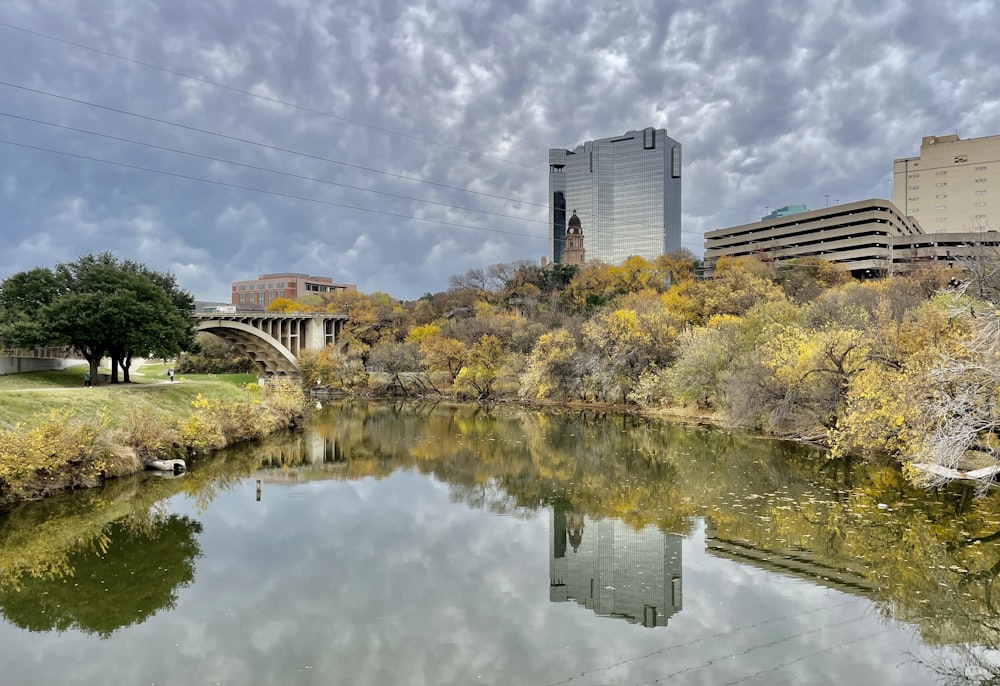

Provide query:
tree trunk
left=78, top=345, right=104, bottom=387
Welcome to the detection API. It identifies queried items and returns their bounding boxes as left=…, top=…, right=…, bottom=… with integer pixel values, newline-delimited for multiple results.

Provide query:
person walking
left=167, top=368, right=174, bottom=382
left=84, top=370, right=91, bottom=388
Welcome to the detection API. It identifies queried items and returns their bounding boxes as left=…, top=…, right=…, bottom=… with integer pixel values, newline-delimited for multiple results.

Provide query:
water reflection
left=551, top=504, right=682, bottom=627
left=257, top=432, right=346, bottom=471
left=1, top=402, right=999, bottom=683
left=0, top=515, right=201, bottom=637
left=704, top=517, right=878, bottom=600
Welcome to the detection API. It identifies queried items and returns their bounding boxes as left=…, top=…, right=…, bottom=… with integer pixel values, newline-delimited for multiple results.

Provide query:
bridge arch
left=193, top=312, right=347, bottom=377
left=196, top=320, right=300, bottom=376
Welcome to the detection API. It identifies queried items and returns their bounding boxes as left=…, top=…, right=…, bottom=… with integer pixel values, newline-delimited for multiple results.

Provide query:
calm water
left=1, top=402, right=998, bottom=685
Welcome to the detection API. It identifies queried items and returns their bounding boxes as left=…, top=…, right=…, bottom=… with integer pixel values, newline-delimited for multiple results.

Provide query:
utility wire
left=0, top=111, right=550, bottom=228
left=0, top=80, right=545, bottom=209
left=542, top=598, right=865, bottom=686
left=12, top=22, right=929, bottom=222
left=0, top=138, right=547, bottom=241
left=0, top=21, right=765, bottom=220
left=717, top=627, right=895, bottom=686
left=0, top=88, right=703, bottom=240
left=0, top=84, right=745, bottom=233
left=0, top=20, right=537, bottom=169
left=639, top=612, right=873, bottom=685
left=1, top=117, right=692, bottom=243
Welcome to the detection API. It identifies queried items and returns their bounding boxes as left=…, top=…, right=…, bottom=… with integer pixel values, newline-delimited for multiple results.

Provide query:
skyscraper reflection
left=550, top=504, right=682, bottom=627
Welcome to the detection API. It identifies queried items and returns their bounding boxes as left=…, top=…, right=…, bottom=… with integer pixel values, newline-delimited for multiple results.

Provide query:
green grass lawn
left=0, top=365, right=109, bottom=389
left=0, top=364, right=260, bottom=429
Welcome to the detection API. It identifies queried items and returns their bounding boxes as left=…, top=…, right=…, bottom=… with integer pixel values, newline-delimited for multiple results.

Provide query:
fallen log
left=910, top=462, right=1000, bottom=482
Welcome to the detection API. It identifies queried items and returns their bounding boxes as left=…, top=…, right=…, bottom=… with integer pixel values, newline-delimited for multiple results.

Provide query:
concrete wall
left=0, top=355, right=86, bottom=375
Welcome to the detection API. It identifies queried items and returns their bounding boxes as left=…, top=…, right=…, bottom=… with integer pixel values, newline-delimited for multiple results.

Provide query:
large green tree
left=0, top=253, right=194, bottom=383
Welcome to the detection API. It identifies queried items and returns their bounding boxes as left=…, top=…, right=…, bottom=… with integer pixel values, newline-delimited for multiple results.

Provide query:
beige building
left=703, top=198, right=999, bottom=276
left=893, top=133, right=998, bottom=232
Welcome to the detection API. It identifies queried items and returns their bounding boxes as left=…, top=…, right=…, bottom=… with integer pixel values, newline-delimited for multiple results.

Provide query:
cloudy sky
left=2, top=0, right=999, bottom=301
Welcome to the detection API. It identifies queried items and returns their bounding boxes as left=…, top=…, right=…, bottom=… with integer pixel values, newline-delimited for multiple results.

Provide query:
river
left=1, top=402, right=997, bottom=685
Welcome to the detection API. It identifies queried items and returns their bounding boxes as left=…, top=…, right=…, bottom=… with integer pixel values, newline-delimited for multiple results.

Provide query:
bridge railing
left=1, top=346, right=78, bottom=360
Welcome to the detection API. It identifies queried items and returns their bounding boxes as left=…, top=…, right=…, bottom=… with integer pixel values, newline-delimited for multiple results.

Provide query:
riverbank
left=0, top=365, right=308, bottom=506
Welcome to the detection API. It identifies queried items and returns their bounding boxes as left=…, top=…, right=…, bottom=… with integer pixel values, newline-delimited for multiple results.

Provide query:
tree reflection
left=0, top=470, right=205, bottom=638
left=0, top=514, right=202, bottom=637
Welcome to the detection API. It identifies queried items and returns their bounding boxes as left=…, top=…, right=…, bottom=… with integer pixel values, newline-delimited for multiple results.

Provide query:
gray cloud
left=1, top=0, right=998, bottom=299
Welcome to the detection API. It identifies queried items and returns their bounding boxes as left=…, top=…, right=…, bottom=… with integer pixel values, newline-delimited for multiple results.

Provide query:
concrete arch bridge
left=194, top=312, right=347, bottom=377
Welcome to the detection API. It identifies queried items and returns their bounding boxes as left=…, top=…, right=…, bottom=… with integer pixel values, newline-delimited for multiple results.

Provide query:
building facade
left=231, top=273, right=356, bottom=309
left=703, top=198, right=999, bottom=276
left=549, top=127, right=682, bottom=266
left=893, top=133, right=999, bottom=232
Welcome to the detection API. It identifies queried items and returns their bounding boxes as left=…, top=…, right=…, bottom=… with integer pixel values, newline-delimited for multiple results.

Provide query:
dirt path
left=0, top=380, right=180, bottom=392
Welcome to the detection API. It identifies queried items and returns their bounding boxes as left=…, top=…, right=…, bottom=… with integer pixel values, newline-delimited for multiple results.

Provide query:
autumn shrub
left=0, top=409, right=114, bottom=503
left=298, top=348, right=337, bottom=387
left=627, top=365, right=672, bottom=407
left=299, top=346, right=368, bottom=391
left=174, top=382, right=307, bottom=455
left=116, top=406, right=179, bottom=460
left=521, top=328, right=580, bottom=400
left=828, top=366, right=922, bottom=461
left=335, top=353, right=370, bottom=392
left=262, top=379, right=307, bottom=425
left=185, top=393, right=265, bottom=446
left=213, top=401, right=268, bottom=443
left=177, top=413, right=224, bottom=453
left=177, top=394, right=226, bottom=453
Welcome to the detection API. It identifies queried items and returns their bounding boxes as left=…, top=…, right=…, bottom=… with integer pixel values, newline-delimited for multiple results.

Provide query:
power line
left=0, top=20, right=537, bottom=170
left=639, top=612, right=873, bottom=685
left=1, top=112, right=699, bottom=244
left=0, top=138, right=548, bottom=241
left=0, top=110, right=550, bottom=229
left=7, top=23, right=889, bottom=226
left=0, top=80, right=546, bottom=209
left=0, top=21, right=765, bottom=223
left=718, top=627, right=895, bottom=686
left=541, top=598, right=865, bottom=686
left=0, top=84, right=704, bottom=240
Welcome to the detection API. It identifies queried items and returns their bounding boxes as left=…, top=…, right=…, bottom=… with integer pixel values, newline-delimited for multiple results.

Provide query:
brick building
left=232, top=273, right=356, bottom=309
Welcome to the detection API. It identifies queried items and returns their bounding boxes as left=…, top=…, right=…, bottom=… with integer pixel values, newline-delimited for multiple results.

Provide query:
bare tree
left=952, top=238, right=1000, bottom=306
left=911, top=291, right=1000, bottom=495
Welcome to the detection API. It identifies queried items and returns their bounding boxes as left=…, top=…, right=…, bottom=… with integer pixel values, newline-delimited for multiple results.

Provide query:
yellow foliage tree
left=653, top=249, right=698, bottom=286
left=521, top=329, right=578, bottom=399
left=455, top=335, right=504, bottom=399
left=419, top=334, right=468, bottom=381
left=690, top=256, right=785, bottom=323
left=405, top=323, right=441, bottom=343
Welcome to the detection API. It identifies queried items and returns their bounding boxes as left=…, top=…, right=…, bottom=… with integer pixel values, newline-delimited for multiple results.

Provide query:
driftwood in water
left=911, top=462, right=1000, bottom=482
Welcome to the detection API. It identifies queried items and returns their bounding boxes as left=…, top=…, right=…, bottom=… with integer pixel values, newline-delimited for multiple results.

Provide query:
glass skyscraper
left=549, top=127, right=682, bottom=265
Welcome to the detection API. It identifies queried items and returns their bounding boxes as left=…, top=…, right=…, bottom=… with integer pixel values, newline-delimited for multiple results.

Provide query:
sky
left=1, top=0, right=999, bottom=302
